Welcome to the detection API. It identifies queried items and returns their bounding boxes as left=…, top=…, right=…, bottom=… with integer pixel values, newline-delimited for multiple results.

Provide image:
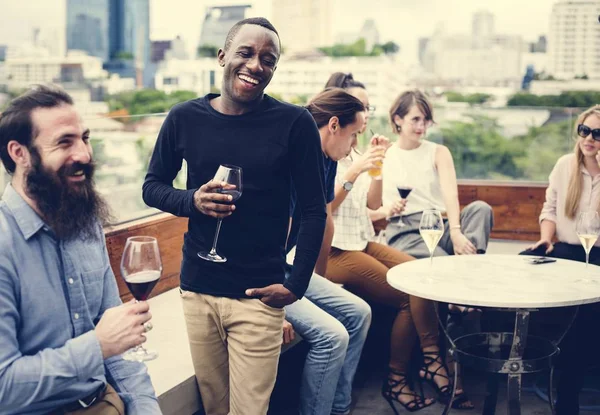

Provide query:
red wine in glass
left=125, top=270, right=160, bottom=301
left=396, top=186, right=413, bottom=227
left=218, top=189, right=242, bottom=204
left=120, top=236, right=162, bottom=361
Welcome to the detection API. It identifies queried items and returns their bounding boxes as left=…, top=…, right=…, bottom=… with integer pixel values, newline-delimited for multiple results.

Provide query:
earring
left=395, top=124, right=402, bottom=133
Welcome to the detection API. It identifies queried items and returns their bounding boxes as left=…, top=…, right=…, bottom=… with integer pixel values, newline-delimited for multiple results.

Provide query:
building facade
left=271, top=0, right=333, bottom=52
left=548, top=0, right=600, bottom=79
left=199, top=5, right=251, bottom=49
left=66, top=0, right=110, bottom=61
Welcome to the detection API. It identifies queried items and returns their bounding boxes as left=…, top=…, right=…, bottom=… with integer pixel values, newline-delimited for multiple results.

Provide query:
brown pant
left=327, top=242, right=439, bottom=372
left=181, top=291, right=285, bottom=415
left=58, top=384, right=125, bottom=415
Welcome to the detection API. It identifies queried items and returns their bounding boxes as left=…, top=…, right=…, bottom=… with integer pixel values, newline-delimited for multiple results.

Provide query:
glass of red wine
left=120, top=236, right=162, bottom=361
left=198, top=164, right=243, bottom=263
left=396, top=186, right=413, bottom=227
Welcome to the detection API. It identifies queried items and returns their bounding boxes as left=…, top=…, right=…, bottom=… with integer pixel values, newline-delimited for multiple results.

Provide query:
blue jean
left=285, top=272, right=372, bottom=415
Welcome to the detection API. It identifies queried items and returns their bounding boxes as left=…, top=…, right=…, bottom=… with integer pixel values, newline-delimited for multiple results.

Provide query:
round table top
left=387, top=254, right=600, bottom=309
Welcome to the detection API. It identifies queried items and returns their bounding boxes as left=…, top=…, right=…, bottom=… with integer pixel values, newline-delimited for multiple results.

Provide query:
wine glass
left=419, top=209, right=444, bottom=269
left=576, top=211, right=600, bottom=276
left=396, top=186, right=413, bottom=227
left=198, top=165, right=243, bottom=263
left=120, top=236, right=162, bottom=361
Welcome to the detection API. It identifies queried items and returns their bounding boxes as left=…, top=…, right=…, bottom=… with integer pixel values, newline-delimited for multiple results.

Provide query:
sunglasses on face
left=578, top=124, right=600, bottom=141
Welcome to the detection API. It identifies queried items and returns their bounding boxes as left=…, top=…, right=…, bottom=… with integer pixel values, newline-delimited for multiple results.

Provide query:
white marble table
left=387, top=254, right=600, bottom=309
left=387, top=254, right=600, bottom=415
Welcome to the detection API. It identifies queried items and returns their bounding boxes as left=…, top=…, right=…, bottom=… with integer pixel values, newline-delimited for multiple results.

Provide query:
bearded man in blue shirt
left=0, top=85, right=160, bottom=415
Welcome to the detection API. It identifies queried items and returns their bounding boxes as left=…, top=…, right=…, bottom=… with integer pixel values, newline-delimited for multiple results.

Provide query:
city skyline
left=0, top=0, right=555, bottom=63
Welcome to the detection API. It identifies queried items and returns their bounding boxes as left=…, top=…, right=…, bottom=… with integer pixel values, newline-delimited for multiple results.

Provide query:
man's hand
left=95, top=301, right=152, bottom=359
left=245, top=284, right=298, bottom=308
left=451, top=231, right=477, bottom=255
left=193, top=181, right=237, bottom=218
left=282, top=319, right=295, bottom=345
left=528, top=238, right=554, bottom=254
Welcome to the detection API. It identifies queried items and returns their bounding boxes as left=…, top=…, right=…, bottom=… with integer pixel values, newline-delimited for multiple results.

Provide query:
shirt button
left=68, top=278, right=74, bottom=285
left=74, top=313, right=80, bottom=320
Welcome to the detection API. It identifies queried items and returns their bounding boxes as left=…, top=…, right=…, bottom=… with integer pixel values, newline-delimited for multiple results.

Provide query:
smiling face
left=578, top=114, right=600, bottom=158
left=218, top=24, right=280, bottom=108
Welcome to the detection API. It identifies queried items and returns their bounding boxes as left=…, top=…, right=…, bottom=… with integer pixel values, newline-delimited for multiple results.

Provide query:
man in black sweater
left=142, top=18, right=326, bottom=415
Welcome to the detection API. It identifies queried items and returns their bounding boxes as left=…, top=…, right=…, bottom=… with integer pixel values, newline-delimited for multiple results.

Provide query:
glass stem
left=209, top=218, right=224, bottom=255
left=430, top=252, right=434, bottom=266
left=586, top=251, right=589, bottom=268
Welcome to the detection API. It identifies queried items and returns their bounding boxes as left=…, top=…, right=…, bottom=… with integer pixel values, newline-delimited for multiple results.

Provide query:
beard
left=25, top=147, right=112, bottom=241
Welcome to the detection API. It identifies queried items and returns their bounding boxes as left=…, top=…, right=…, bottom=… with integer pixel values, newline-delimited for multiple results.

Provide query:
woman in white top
left=383, top=89, right=493, bottom=259
left=324, top=73, right=461, bottom=413
left=383, top=89, right=494, bottom=410
left=521, top=105, right=600, bottom=415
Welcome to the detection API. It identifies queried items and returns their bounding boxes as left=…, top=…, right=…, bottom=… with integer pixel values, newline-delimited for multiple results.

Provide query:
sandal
left=382, top=368, right=435, bottom=414
left=420, top=350, right=453, bottom=403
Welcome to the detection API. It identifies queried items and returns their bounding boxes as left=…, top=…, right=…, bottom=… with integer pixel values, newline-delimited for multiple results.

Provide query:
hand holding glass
left=120, top=236, right=162, bottom=361
left=419, top=209, right=444, bottom=268
left=198, top=165, right=243, bottom=263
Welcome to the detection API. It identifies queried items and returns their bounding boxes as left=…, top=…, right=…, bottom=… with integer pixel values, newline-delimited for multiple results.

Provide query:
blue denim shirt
left=0, top=185, right=161, bottom=415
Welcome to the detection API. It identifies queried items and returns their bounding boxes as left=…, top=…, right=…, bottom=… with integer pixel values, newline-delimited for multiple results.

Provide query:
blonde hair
left=564, top=105, right=600, bottom=219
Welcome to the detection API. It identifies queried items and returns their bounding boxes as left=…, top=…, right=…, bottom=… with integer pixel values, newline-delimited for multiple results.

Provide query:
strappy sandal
left=381, top=368, right=435, bottom=414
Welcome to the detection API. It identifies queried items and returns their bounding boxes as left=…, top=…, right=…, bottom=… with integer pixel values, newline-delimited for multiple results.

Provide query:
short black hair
left=0, top=84, right=73, bottom=174
left=223, top=17, right=280, bottom=52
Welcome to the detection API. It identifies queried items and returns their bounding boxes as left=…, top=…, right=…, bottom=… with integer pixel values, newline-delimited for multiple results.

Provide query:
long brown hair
left=564, top=105, right=600, bottom=219
left=388, top=89, right=434, bottom=133
left=305, top=87, right=365, bottom=129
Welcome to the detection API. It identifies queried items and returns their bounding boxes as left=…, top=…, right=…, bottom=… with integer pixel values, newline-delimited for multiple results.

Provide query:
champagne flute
left=419, top=209, right=444, bottom=268
left=576, top=211, right=600, bottom=273
left=120, top=236, right=162, bottom=361
left=198, top=165, right=243, bottom=263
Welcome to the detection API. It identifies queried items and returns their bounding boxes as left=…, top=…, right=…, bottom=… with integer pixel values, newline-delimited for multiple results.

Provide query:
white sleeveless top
left=382, top=140, right=446, bottom=216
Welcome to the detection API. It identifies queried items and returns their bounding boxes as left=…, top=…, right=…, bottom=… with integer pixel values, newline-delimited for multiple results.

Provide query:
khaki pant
left=56, top=384, right=125, bottom=415
left=181, top=291, right=285, bottom=415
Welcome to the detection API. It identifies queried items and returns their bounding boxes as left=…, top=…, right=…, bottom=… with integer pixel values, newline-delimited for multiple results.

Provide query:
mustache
left=59, top=161, right=95, bottom=179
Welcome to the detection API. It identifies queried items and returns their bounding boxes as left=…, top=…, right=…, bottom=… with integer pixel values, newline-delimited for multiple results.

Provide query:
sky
left=0, top=0, right=556, bottom=62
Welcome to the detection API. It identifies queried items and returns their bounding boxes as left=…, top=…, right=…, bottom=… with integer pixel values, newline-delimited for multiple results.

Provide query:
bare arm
left=314, top=204, right=334, bottom=276
left=435, top=145, right=476, bottom=254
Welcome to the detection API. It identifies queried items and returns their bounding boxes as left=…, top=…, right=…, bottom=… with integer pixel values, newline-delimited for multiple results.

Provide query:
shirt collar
left=2, top=183, right=46, bottom=240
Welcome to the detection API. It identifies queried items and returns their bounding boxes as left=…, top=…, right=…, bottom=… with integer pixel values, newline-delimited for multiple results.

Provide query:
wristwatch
left=342, top=181, right=354, bottom=192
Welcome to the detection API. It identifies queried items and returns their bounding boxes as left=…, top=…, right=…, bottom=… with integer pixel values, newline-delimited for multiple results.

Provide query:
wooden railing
left=105, top=181, right=548, bottom=300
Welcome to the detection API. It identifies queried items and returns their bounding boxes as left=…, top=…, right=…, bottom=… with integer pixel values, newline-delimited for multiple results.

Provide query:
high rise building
left=66, top=0, right=110, bottom=61
left=67, top=0, right=151, bottom=85
left=548, top=0, right=600, bottom=79
left=199, top=5, right=251, bottom=49
left=271, top=0, right=333, bottom=53
left=359, top=19, right=380, bottom=52
left=472, top=10, right=495, bottom=39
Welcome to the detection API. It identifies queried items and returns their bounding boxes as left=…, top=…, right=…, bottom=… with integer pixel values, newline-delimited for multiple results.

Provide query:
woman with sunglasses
left=383, top=89, right=495, bottom=410
left=323, top=73, right=454, bottom=413
left=520, top=104, right=600, bottom=414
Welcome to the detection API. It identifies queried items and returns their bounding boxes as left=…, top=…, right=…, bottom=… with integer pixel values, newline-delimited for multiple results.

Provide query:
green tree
left=106, top=89, right=198, bottom=116
left=445, top=91, right=492, bottom=105
left=113, top=51, right=134, bottom=60
left=379, top=41, right=400, bottom=55
left=197, top=44, right=219, bottom=58
left=428, top=115, right=524, bottom=179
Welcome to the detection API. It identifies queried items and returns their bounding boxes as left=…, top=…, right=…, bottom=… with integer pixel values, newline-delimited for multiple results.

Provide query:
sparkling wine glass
left=576, top=211, right=600, bottom=280
left=419, top=209, right=444, bottom=270
left=120, top=236, right=162, bottom=361
left=198, top=165, right=243, bottom=263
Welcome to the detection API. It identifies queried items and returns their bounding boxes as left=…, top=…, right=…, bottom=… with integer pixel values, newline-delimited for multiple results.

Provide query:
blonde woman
left=521, top=105, right=600, bottom=415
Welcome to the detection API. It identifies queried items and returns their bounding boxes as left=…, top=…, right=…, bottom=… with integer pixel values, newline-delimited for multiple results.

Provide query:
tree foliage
left=444, top=91, right=492, bottom=105
left=508, top=91, right=600, bottom=108
left=106, top=89, right=197, bottom=116
left=318, top=38, right=399, bottom=57
left=197, top=44, right=219, bottom=58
